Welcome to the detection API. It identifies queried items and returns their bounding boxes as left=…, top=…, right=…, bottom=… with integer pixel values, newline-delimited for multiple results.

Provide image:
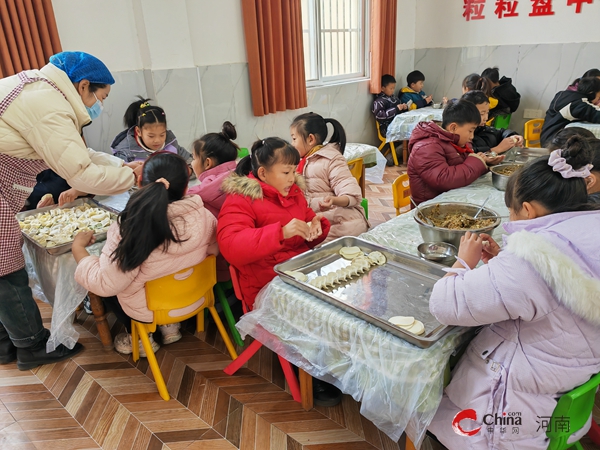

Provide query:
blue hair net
left=49, top=51, right=115, bottom=85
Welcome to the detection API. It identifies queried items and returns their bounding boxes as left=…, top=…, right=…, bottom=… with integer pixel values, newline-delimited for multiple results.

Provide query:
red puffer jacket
left=407, top=122, right=488, bottom=205
left=217, top=173, right=330, bottom=308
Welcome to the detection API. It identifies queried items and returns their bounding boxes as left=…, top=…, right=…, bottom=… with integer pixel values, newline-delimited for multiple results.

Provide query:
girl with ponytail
left=73, top=152, right=218, bottom=356
left=427, top=136, right=600, bottom=449
left=290, top=112, right=368, bottom=242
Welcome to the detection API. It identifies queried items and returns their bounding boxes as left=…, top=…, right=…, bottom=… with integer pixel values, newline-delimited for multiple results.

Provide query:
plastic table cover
left=344, top=143, right=378, bottom=168
left=386, top=107, right=444, bottom=142
left=565, top=121, right=600, bottom=138
left=235, top=173, right=508, bottom=446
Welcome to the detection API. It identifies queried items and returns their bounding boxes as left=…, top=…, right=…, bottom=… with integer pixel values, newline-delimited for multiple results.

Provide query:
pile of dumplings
left=19, top=203, right=115, bottom=248
left=307, top=248, right=387, bottom=290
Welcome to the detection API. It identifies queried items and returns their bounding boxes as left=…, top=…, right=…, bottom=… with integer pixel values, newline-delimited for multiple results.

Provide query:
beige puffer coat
left=301, top=143, right=368, bottom=242
left=0, top=63, right=134, bottom=195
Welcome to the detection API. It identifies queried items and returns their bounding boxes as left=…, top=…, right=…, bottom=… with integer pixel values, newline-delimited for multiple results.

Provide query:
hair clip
left=140, top=102, right=150, bottom=109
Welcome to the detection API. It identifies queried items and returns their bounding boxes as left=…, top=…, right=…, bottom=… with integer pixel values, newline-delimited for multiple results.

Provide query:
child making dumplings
left=218, top=137, right=342, bottom=406
left=290, top=112, right=368, bottom=242
left=427, top=136, right=600, bottom=449
left=73, top=152, right=217, bottom=355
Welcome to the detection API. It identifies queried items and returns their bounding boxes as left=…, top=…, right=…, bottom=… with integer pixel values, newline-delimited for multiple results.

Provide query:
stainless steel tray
left=275, top=237, right=454, bottom=348
left=16, top=198, right=117, bottom=255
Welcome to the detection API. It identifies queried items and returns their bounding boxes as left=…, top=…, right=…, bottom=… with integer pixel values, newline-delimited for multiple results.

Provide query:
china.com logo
left=452, top=409, right=522, bottom=436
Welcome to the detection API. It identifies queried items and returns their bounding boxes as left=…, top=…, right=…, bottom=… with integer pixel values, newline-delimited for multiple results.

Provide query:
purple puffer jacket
left=428, top=211, right=600, bottom=449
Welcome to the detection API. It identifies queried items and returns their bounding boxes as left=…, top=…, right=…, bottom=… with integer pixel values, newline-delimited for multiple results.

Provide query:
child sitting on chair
left=427, top=136, right=600, bottom=449
left=461, top=90, right=524, bottom=154
left=290, top=112, right=368, bottom=242
left=73, top=152, right=218, bottom=356
left=399, top=70, right=433, bottom=110
left=408, top=100, right=504, bottom=205
left=372, top=74, right=408, bottom=136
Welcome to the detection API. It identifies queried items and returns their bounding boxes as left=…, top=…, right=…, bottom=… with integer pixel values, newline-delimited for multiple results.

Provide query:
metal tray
left=275, top=237, right=454, bottom=348
left=16, top=198, right=117, bottom=255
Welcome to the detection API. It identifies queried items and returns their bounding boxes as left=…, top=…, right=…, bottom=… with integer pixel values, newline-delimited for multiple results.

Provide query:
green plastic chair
left=361, top=198, right=369, bottom=219
left=237, top=147, right=249, bottom=159
left=493, top=113, right=511, bottom=129
left=214, top=280, right=244, bottom=347
left=547, top=372, right=600, bottom=450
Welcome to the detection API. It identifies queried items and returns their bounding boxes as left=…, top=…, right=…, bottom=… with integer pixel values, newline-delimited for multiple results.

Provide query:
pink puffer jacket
left=301, top=143, right=368, bottom=242
left=75, top=195, right=218, bottom=322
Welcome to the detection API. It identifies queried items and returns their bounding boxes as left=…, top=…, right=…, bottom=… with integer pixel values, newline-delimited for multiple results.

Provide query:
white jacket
left=0, top=63, right=134, bottom=195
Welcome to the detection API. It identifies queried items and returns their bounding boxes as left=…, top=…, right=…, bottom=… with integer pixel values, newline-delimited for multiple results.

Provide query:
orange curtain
left=0, top=0, right=62, bottom=78
left=242, top=0, right=307, bottom=117
left=370, top=0, right=397, bottom=94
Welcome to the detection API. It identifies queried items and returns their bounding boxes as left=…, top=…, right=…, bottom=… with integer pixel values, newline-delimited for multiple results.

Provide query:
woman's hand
left=72, top=231, right=95, bottom=263
left=58, top=189, right=85, bottom=207
left=457, top=232, right=483, bottom=269
left=307, top=215, right=323, bottom=241
left=36, top=193, right=55, bottom=209
left=125, top=161, right=144, bottom=179
left=282, top=218, right=310, bottom=240
left=479, top=233, right=501, bottom=264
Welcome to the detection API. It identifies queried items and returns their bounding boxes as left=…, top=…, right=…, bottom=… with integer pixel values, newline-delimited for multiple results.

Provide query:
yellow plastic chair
left=133, top=255, right=238, bottom=400
left=392, top=173, right=411, bottom=216
left=524, top=119, right=545, bottom=148
left=347, top=158, right=369, bottom=219
left=376, top=121, right=399, bottom=166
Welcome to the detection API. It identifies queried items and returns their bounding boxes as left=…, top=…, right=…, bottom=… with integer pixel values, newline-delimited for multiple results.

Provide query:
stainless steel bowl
left=490, top=163, right=524, bottom=191
left=414, top=202, right=502, bottom=249
left=417, top=242, right=457, bottom=262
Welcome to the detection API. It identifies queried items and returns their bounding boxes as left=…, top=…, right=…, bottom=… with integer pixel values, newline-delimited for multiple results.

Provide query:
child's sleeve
left=570, top=100, right=600, bottom=124
left=74, top=225, right=139, bottom=297
left=328, top=154, right=363, bottom=207
left=429, top=253, right=554, bottom=326
left=217, top=196, right=284, bottom=267
left=417, top=143, right=488, bottom=192
left=372, top=97, right=400, bottom=121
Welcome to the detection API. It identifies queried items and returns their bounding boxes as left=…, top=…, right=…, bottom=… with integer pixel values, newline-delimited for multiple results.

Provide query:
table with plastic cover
left=235, top=173, right=507, bottom=447
left=565, top=121, right=600, bottom=139
left=386, top=106, right=444, bottom=143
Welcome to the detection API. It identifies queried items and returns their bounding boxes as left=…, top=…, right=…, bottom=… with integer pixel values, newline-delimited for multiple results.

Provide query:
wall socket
left=523, top=109, right=544, bottom=118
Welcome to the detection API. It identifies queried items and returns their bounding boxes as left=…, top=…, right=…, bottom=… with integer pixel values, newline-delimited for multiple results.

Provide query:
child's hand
left=282, top=218, right=310, bottom=240
left=483, top=154, right=505, bottom=166
left=479, top=233, right=501, bottom=264
left=73, top=230, right=95, bottom=248
left=37, top=193, right=55, bottom=209
left=319, top=196, right=334, bottom=211
left=58, top=189, right=84, bottom=207
left=425, top=95, right=433, bottom=103
left=457, top=232, right=483, bottom=269
left=468, top=152, right=488, bottom=168
left=307, top=215, right=323, bottom=241
left=496, top=137, right=519, bottom=153
left=513, top=135, right=524, bottom=147
left=442, top=96, right=448, bottom=105
left=397, top=103, right=408, bottom=111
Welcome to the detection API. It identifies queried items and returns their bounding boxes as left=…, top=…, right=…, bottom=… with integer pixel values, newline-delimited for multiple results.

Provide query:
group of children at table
left=372, top=69, right=600, bottom=449
left=39, top=68, right=600, bottom=447
left=63, top=99, right=367, bottom=407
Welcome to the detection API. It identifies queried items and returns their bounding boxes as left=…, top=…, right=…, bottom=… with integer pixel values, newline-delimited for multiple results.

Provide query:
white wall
left=414, top=0, right=600, bottom=49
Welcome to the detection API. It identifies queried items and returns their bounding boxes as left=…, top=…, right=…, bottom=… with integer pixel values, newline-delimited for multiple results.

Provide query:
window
left=301, top=0, right=368, bottom=86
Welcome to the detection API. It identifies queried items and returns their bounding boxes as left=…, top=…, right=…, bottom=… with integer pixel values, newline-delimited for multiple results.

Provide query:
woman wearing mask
left=0, top=51, right=139, bottom=370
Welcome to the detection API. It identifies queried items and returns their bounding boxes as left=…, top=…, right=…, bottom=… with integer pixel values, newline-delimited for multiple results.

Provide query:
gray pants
left=0, top=268, right=46, bottom=348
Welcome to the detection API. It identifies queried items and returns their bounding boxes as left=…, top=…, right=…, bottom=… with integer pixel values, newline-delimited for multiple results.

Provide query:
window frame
left=302, top=0, right=370, bottom=88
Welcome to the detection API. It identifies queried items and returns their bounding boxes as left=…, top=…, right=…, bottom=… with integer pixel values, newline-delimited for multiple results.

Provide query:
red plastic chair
left=223, top=266, right=302, bottom=403
left=588, top=421, right=600, bottom=445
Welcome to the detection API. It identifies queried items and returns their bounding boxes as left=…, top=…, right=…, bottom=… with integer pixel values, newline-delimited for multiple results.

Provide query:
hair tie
left=140, top=102, right=150, bottom=109
left=548, top=149, right=593, bottom=179
left=155, top=177, right=170, bottom=189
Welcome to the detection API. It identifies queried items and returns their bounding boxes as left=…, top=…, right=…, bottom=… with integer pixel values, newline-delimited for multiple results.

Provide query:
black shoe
left=17, top=342, right=84, bottom=371
left=0, top=339, right=16, bottom=364
left=313, top=379, right=342, bottom=407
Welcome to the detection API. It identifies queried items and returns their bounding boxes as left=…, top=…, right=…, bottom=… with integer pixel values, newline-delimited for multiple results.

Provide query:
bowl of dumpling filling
left=414, top=202, right=501, bottom=249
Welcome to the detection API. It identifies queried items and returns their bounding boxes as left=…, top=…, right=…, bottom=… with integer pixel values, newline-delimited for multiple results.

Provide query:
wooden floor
left=1, top=165, right=597, bottom=450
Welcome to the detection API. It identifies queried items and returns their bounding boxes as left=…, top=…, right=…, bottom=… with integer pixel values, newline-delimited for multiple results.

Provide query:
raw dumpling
left=367, top=251, right=386, bottom=266
left=339, top=246, right=362, bottom=260
left=284, top=270, right=308, bottom=282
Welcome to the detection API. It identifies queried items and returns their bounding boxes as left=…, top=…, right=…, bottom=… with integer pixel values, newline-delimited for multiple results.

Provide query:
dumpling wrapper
left=368, top=251, right=387, bottom=266
left=340, top=246, right=363, bottom=260
left=389, top=316, right=415, bottom=327
left=404, top=320, right=425, bottom=336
